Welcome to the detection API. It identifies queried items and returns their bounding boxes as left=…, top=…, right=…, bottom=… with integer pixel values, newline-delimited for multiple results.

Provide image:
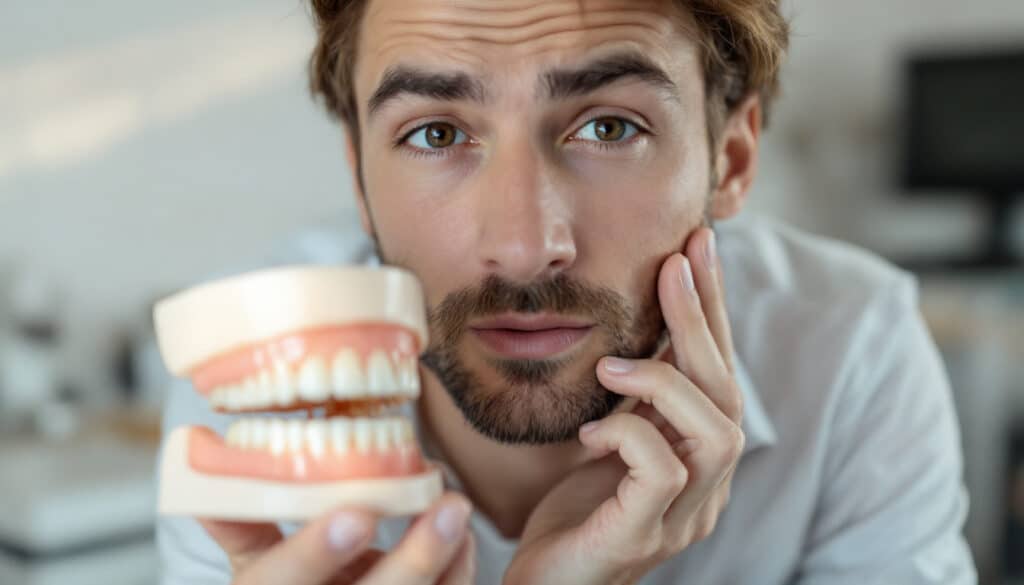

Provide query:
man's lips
left=469, top=314, right=594, bottom=359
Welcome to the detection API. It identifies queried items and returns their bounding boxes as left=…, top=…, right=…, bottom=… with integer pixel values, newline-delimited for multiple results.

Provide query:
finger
left=665, top=426, right=744, bottom=528
left=658, top=253, right=726, bottom=389
left=330, top=549, right=385, bottom=584
left=436, top=532, right=476, bottom=585
left=658, top=252, right=742, bottom=423
left=359, top=493, right=472, bottom=585
left=237, top=508, right=376, bottom=585
left=578, top=412, right=688, bottom=531
left=597, top=357, right=740, bottom=506
left=198, top=519, right=283, bottom=571
left=629, top=401, right=683, bottom=445
left=686, top=228, right=737, bottom=376
left=630, top=404, right=715, bottom=462
left=597, top=358, right=731, bottom=449
left=666, top=470, right=735, bottom=541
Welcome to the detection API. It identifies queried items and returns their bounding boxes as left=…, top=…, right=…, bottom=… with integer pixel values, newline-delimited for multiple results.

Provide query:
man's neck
left=414, top=370, right=600, bottom=540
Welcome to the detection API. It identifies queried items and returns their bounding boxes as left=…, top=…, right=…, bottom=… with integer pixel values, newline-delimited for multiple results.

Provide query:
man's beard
left=417, top=272, right=666, bottom=445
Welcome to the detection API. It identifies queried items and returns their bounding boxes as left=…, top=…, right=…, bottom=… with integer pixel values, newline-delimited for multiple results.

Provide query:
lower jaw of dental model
left=155, top=267, right=443, bottom=522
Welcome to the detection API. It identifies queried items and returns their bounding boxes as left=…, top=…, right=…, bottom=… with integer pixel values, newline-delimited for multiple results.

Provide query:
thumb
left=207, top=509, right=378, bottom=585
left=437, top=531, right=476, bottom=584
left=198, top=519, right=283, bottom=572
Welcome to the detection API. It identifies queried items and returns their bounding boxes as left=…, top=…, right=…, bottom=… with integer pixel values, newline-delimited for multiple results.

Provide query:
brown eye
left=425, top=122, right=457, bottom=148
left=403, top=122, right=468, bottom=152
left=570, top=116, right=640, bottom=145
left=593, top=117, right=626, bottom=141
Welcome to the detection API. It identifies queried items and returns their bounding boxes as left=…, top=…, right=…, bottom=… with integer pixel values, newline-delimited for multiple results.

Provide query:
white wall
left=1, top=1, right=359, bottom=396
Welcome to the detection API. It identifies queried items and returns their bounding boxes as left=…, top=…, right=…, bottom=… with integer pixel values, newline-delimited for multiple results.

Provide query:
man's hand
left=503, top=227, right=745, bottom=585
left=200, top=491, right=476, bottom=585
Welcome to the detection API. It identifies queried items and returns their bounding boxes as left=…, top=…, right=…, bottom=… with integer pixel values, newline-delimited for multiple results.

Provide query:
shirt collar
left=732, top=352, right=778, bottom=456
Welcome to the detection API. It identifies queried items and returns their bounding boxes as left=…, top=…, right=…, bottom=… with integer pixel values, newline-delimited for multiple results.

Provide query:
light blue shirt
left=157, top=214, right=977, bottom=584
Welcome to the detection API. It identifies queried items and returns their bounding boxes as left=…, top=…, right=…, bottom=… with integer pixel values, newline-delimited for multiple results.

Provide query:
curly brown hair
left=307, top=0, right=789, bottom=185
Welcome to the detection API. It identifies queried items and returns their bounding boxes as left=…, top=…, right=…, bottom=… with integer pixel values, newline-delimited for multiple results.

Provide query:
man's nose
left=473, top=140, right=577, bottom=284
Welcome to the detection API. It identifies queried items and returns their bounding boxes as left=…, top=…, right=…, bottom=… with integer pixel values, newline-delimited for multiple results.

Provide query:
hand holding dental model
left=154, top=266, right=475, bottom=583
left=503, top=229, right=746, bottom=585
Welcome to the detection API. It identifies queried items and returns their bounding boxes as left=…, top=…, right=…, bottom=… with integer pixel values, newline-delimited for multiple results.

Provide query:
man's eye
left=403, top=122, right=468, bottom=149
left=571, top=117, right=640, bottom=143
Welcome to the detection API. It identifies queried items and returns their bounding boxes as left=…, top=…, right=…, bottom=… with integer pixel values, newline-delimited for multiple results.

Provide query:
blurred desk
left=0, top=408, right=160, bottom=585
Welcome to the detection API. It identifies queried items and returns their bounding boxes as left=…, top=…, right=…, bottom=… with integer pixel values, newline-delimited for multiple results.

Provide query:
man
left=158, top=0, right=978, bottom=583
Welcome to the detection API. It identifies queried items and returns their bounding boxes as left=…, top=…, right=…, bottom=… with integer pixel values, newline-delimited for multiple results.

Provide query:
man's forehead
left=355, top=0, right=697, bottom=100
left=363, top=48, right=686, bottom=122
left=360, top=0, right=688, bottom=36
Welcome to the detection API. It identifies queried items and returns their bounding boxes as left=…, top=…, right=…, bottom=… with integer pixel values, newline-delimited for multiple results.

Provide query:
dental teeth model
left=154, top=266, right=443, bottom=521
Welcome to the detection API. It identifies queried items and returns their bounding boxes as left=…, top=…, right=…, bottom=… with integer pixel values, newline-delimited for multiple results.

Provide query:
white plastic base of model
left=159, top=426, right=444, bottom=522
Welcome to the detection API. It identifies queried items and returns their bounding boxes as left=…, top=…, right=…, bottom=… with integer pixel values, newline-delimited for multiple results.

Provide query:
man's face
left=351, top=0, right=714, bottom=444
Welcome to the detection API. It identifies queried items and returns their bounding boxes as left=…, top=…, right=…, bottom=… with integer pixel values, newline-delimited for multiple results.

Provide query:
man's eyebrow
left=541, top=50, right=680, bottom=103
left=367, top=66, right=488, bottom=119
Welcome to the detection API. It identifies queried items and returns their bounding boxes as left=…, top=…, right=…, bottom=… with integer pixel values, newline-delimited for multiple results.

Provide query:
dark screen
left=905, top=49, right=1024, bottom=192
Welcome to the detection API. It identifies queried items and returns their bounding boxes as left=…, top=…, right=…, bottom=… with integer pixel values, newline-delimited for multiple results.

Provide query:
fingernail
left=580, top=421, right=600, bottom=435
left=328, top=512, right=369, bottom=551
left=434, top=499, right=470, bottom=543
left=704, top=231, right=717, bottom=272
left=679, top=257, right=695, bottom=292
left=603, top=356, right=635, bottom=374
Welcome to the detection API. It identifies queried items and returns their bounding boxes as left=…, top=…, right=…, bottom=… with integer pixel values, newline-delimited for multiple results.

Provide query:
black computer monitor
left=902, top=46, right=1024, bottom=267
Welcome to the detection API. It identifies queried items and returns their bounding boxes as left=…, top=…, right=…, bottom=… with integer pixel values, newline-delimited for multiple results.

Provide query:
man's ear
left=344, top=129, right=376, bottom=239
left=709, top=93, right=762, bottom=220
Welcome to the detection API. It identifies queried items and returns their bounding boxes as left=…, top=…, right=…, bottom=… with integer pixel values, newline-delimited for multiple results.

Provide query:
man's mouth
left=468, top=313, right=594, bottom=359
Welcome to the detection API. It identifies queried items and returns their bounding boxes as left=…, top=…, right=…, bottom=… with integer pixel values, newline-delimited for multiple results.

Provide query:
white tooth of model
left=375, top=420, right=392, bottom=452
left=401, top=357, right=420, bottom=395
left=367, top=351, right=397, bottom=396
left=225, top=422, right=241, bottom=446
left=287, top=420, right=304, bottom=453
left=332, top=349, right=365, bottom=399
left=298, top=356, right=330, bottom=402
left=391, top=419, right=407, bottom=448
left=254, top=372, right=274, bottom=408
left=273, top=362, right=296, bottom=407
left=331, top=418, right=351, bottom=454
left=225, top=386, right=242, bottom=411
left=250, top=418, right=268, bottom=449
left=354, top=418, right=373, bottom=454
left=305, top=420, right=327, bottom=459
left=268, top=420, right=287, bottom=456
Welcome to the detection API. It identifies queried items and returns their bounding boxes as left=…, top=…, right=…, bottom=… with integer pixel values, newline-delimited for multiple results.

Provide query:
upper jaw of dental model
left=153, top=265, right=430, bottom=415
left=207, top=346, right=419, bottom=413
left=191, top=323, right=422, bottom=415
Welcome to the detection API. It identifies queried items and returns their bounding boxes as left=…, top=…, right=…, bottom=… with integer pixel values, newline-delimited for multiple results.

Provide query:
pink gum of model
left=153, top=265, right=444, bottom=522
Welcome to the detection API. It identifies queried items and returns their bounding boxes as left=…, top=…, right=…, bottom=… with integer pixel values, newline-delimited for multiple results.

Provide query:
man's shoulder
left=697, top=218, right=974, bottom=584
left=718, top=214, right=918, bottom=314
left=718, top=215, right=924, bottom=412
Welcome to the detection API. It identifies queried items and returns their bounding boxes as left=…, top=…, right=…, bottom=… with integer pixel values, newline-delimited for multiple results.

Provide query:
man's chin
left=461, top=383, right=625, bottom=445
left=486, top=355, right=572, bottom=386
left=422, top=351, right=623, bottom=444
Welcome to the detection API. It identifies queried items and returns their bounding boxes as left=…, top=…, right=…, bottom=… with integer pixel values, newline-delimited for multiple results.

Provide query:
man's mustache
left=427, top=273, right=632, bottom=348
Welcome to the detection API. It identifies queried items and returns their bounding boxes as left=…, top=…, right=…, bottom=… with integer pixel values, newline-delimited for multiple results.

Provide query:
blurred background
left=0, top=1, right=1022, bottom=583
